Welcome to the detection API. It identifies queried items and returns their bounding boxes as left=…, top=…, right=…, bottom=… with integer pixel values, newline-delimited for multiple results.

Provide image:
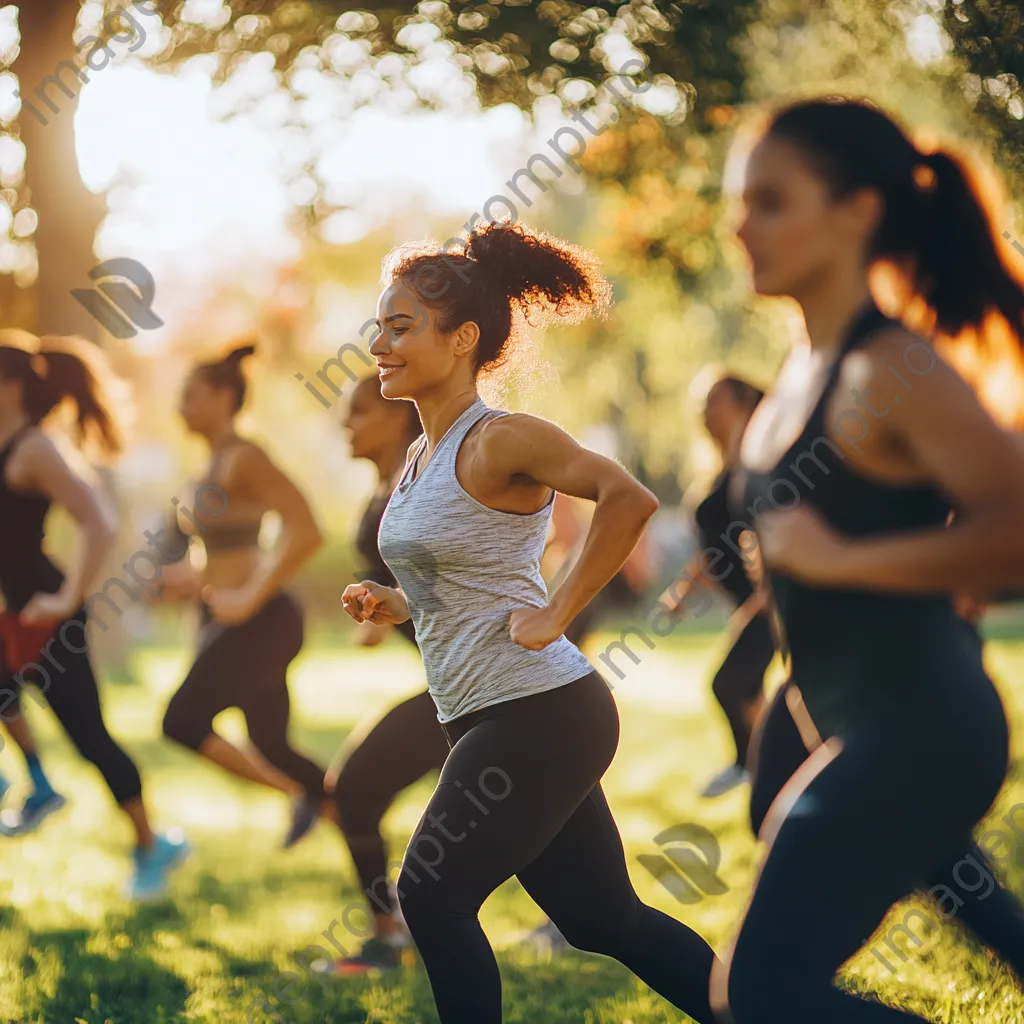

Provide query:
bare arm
left=474, top=414, right=658, bottom=632
left=235, top=445, right=323, bottom=607
left=761, top=333, right=1024, bottom=594
left=14, top=433, right=116, bottom=622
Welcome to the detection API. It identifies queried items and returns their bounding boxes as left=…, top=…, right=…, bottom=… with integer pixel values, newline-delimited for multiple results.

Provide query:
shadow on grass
left=21, top=926, right=190, bottom=1024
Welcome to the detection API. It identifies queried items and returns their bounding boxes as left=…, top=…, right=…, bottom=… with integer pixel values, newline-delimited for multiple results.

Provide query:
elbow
left=634, top=483, right=659, bottom=523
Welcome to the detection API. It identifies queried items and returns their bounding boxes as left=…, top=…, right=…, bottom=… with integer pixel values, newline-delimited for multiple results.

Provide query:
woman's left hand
left=509, top=606, right=567, bottom=651
left=203, top=584, right=263, bottom=626
left=757, top=505, right=852, bottom=586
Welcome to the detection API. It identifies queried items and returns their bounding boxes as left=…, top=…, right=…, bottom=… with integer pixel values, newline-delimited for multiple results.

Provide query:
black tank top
left=355, top=484, right=417, bottom=646
left=356, top=488, right=398, bottom=588
left=694, top=468, right=754, bottom=607
left=734, top=304, right=981, bottom=732
left=0, top=428, right=64, bottom=612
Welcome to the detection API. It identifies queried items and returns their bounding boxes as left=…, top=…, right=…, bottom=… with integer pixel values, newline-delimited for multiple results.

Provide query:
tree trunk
left=16, top=0, right=106, bottom=338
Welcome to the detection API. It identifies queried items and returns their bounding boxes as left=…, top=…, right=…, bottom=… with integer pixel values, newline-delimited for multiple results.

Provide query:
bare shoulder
left=473, top=412, right=558, bottom=467
left=227, top=437, right=273, bottom=476
left=476, top=412, right=564, bottom=452
left=7, top=428, right=62, bottom=488
left=838, top=325, right=949, bottom=393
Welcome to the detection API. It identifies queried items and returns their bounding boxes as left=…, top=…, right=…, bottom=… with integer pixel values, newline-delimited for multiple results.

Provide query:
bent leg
left=716, top=735, right=962, bottom=1023
left=517, top=783, right=717, bottom=1023
left=330, top=689, right=448, bottom=917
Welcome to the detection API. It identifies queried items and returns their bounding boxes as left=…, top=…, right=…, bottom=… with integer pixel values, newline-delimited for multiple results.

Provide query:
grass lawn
left=1, top=629, right=1023, bottom=1023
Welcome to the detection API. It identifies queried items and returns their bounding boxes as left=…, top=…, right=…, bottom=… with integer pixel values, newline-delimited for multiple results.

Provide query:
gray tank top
left=378, top=397, right=594, bottom=722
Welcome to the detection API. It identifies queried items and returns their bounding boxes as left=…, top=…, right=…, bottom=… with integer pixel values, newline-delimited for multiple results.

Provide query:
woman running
left=342, top=221, right=718, bottom=1023
left=0, top=332, right=187, bottom=898
left=327, top=381, right=649, bottom=970
left=157, top=345, right=329, bottom=847
left=323, top=374, right=446, bottom=973
left=663, top=375, right=773, bottom=798
left=711, top=97, right=1024, bottom=1022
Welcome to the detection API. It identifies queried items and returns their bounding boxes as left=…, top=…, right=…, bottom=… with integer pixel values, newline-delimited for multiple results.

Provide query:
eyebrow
left=377, top=313, right=416, bottom=327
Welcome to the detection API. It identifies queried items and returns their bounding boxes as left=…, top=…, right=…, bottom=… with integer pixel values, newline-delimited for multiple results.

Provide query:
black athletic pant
left=0, top=611, right=142, bottom=805
left=397, top=672, right=716, bottom=1024
left=330, top=681, right=449, bottom=916
left=711, top=611, right=774, bottom=767
left=330, top=592, right=625, bottom=919
left=162, top=592, right=326, bottom=799
left=735, top=680, right=1024, bottom=1021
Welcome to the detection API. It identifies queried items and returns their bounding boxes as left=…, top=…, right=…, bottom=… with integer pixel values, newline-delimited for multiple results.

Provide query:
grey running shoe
left=700, top=764, right=750, bottom=799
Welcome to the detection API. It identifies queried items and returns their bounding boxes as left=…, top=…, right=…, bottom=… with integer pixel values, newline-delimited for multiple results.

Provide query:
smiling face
left=737, top=135, right=879, bottom=299
left=370, top=279, right=478, bottom=400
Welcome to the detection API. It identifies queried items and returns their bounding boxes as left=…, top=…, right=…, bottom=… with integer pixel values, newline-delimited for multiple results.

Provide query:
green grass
left=1, top=632, right=1024, bottom=1022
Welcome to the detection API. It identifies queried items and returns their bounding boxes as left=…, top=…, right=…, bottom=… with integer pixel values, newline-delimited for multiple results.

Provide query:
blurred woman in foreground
left=712, top=97, right=1024, bottom=1022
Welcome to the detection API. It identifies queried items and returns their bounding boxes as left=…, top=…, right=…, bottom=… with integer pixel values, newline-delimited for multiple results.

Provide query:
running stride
left=342, top=221, right=718, bottom=1023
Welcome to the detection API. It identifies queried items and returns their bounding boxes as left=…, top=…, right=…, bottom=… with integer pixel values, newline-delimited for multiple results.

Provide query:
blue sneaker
left=283, top=795, right=320, bottom=849
left=0, top=789, right=67, bottom=836
left=129, top=829, right=190, bottom=901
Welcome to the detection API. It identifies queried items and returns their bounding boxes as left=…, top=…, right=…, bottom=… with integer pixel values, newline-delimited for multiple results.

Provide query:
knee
left=162, top=699, right=207, bottom=751
left=395, top=867, right=437, bottom=933
left=711, top=668, right=733, bottom=706
left=331, top=766, right=382, bottom=839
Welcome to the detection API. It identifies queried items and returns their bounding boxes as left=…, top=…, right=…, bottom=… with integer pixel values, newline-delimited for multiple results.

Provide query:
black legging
left=396, top=672, right=717, bottom=1024
left=712, top=611, right=775, bottom=767
left=741, top=681, right=1024, bottom=1019
left=330, top=681, right=449, bottom=915
left=162, top=592, right=326, bottom=799
left=329, top=591, right=631, bottom=920
left=1, top=611, right=142, bottom=805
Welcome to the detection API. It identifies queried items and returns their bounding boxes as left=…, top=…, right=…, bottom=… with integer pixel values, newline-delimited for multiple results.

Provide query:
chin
left=379, top=377, right=410, bottom=401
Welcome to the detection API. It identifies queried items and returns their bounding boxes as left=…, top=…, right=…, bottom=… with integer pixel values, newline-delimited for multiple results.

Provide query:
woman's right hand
left=341, top=581, right=410, bottom=625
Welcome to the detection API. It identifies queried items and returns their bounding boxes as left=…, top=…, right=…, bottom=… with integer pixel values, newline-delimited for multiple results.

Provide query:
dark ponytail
left=913, top=150, right=1024, bottom=339
left=381, top=220, right=612, bottom=376
left=0, top=332, right=124, bottom=456
left=194, top=342, right=257, bottom=412
left=766, top=99, right=1024, bottom=392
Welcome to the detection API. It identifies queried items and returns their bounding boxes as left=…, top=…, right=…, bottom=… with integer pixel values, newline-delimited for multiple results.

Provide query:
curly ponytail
left=0, top=332, right=125, bottom=456
left=381, top=220, right=612, bottom=376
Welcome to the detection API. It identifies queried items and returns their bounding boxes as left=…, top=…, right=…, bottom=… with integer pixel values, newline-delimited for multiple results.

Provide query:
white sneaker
left=700, top=764, right=750, bottom=799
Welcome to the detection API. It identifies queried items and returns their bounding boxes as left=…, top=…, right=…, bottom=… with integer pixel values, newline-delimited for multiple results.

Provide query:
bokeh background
left=1, top=2, right=1024, bottom=1022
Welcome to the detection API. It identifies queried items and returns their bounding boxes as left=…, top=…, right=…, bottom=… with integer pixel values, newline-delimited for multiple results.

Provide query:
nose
left=369, top=329, right=389, bottom=358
